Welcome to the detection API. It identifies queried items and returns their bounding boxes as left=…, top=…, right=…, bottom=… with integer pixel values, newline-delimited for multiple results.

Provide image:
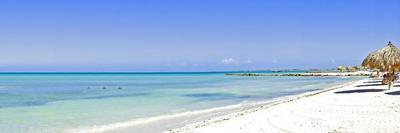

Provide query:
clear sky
left=0, top=0, right=399, bottom=72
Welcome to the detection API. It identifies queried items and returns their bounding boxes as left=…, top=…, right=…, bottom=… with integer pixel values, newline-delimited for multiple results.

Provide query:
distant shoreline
left=0, top=70, right=324, bottom=74
left=225, top=71, right=371, bottom=77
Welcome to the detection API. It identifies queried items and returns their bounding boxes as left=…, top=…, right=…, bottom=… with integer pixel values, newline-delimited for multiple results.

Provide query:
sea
left=0, top=72, right=362, bottom=133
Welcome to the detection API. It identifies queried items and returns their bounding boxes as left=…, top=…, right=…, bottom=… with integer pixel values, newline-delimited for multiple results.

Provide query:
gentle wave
left=65, top=79, right=357, bottom=133
left=65, top=104, right=244, bottom=133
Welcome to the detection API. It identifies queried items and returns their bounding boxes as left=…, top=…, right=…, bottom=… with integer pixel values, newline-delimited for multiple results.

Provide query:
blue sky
left=0, top=0, right=399, bottom=72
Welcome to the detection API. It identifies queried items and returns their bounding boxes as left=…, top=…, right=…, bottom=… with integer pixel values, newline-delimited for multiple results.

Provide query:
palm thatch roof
left=336, top=66, right=346, bottom=72
left=362, top=42, right=400, bottom=72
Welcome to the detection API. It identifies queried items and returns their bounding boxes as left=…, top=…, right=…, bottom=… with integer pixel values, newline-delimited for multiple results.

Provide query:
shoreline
left=168, top=79, right=360, bottom=133
left=170, top=78, right=400, bottom=132
left=66, top=78, right=361, bottom=133
left=225, top=71, right=371, bottom=77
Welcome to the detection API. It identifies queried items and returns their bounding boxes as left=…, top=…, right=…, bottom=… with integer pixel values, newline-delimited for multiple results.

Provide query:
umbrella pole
left=388, top=71, right=396, bottom=90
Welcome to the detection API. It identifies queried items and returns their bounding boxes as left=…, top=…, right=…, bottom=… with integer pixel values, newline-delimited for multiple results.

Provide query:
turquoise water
left=0, top=72, right=361, bottom=132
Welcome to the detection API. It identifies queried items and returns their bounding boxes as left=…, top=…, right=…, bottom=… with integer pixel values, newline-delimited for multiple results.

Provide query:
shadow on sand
left=335, top=89, right=386, bottom=94
left=363, top=81, right=382, bottom=84
left=385, top=91, right=400, bottom=95
left=355, top=84, right=384, bottom=87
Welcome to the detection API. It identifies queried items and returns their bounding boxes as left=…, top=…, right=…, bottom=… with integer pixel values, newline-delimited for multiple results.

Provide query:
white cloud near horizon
left=221, top=58, right=239, bottom=65
left=220, top=58, right=253, bottom=65
left=244, top=60, right=253, bottom=64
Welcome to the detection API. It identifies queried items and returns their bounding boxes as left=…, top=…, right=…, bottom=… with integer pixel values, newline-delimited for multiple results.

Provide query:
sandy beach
left=226, top=71, right=371, bottom=77
left=169, top=78, right=400, bottom=133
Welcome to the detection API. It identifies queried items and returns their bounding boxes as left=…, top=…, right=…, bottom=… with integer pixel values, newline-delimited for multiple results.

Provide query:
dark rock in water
left=102, top=87, right=107, bottom=90
left=118, top=87, right=122, bottom=90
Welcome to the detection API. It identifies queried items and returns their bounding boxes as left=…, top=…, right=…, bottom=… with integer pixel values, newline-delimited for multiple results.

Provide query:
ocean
left=0, top=72, right=361, bottom=132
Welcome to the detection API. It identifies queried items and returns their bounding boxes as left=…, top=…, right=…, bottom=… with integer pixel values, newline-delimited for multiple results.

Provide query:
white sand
left=169, top=78, right=400, bottom=133
left=302, top=71, right=371, bottom=76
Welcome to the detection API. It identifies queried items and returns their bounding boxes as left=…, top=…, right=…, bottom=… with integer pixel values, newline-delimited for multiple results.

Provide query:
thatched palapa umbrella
left=362, top=41, right=400, bottom=72
left=362, top=41, right=400, bottom=88
left=337, top=66, right=346, bottom=72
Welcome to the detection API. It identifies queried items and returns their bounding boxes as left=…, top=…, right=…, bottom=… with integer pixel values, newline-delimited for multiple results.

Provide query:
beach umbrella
left=362, top=41, right=400, bottom=72
left=346, top=66, right=358, bottom=72
left=337, top=66, right=346, bottom=72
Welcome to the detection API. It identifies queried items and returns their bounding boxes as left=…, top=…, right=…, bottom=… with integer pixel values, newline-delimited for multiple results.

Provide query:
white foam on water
left=65, top=104, right=243, bottom=133
left=65, top=79, right=360, bottom=133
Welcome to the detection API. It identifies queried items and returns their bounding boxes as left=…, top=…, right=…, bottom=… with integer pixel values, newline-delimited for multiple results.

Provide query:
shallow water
left=0, top=72, right=361, bottom=132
